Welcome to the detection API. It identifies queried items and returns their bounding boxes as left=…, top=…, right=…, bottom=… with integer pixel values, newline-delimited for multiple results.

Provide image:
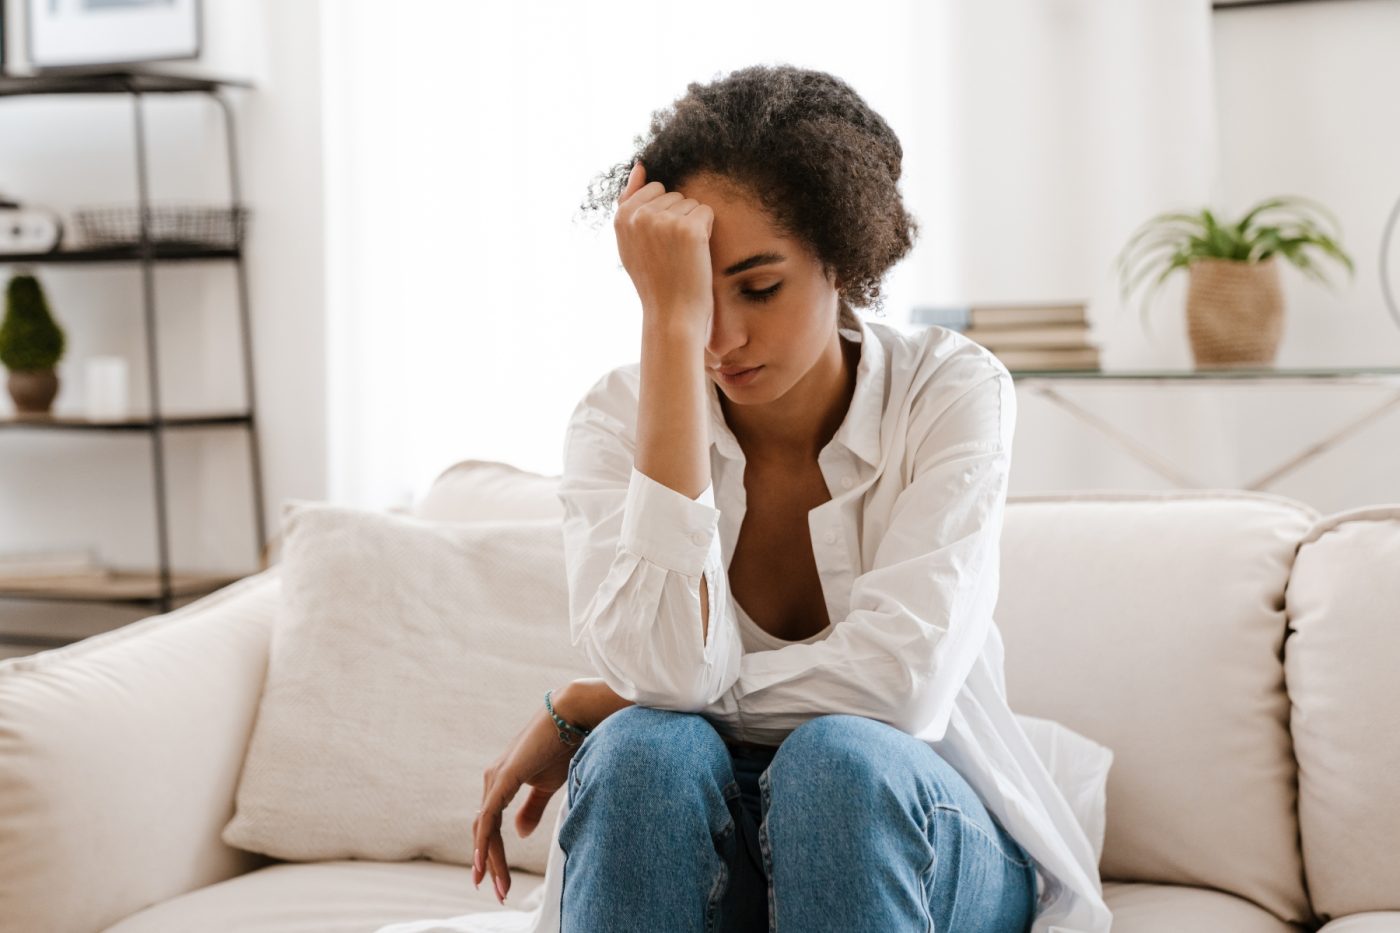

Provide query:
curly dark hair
left=576, top=63, right=920, bottom=328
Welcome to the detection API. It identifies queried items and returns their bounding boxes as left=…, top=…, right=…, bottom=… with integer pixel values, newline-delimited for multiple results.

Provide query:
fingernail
left=474, top=847, right=481, bottom=874
left=495, top=875, right=506, bottom=902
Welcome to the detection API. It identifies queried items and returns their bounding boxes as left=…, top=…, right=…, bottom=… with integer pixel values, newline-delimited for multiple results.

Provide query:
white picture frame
left=26, top=0, right=201, bottom=71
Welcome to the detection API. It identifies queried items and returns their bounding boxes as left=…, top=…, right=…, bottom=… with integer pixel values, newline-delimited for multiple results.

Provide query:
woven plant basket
left=1184, top=257, right=1284, bottom=366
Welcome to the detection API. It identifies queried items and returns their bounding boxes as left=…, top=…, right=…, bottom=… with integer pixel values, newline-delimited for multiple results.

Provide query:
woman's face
left=673, top=172, right=842, bottom=404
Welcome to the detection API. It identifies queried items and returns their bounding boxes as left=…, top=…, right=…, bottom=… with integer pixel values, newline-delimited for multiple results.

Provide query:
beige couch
left=2, top=458, right=1398, bottom=933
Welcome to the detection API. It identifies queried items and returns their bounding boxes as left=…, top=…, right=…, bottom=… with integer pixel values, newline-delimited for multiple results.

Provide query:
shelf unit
left=1007, top=366, right=1400, bottom=494
left=0, top=70, right=267, bottom=647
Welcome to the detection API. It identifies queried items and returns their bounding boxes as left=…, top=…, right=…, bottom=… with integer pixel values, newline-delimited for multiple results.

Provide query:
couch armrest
left=0, top=567, right=283, bottom=933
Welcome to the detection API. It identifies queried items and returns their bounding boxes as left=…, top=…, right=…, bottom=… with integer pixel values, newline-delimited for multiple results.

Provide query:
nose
left=706, top=297, right=748, bottom=366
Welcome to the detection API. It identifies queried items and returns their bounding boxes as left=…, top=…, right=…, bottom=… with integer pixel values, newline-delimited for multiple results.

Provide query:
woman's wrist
left=552, top=678, right=635, bottom=732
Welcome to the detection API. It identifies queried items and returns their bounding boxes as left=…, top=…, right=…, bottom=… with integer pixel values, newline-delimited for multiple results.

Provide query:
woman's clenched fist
left=614, top=160, right=716, bottom=334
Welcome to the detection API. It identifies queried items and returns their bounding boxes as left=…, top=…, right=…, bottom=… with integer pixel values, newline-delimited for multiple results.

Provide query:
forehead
left=676, top=172, right=802, bottom=265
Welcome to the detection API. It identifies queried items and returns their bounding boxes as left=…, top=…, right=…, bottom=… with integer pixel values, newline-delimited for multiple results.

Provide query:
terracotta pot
left=7, top=368, right=59, bottom=414
left=1184, top=257, right=1284, bottom=367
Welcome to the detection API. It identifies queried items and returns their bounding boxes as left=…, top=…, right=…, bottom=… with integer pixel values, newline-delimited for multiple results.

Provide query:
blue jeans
left=558, top=705, right=1038, bottom=932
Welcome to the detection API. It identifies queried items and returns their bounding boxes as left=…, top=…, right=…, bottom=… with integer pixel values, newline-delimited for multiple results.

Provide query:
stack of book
left=910, top=302, right=1101, bottom=372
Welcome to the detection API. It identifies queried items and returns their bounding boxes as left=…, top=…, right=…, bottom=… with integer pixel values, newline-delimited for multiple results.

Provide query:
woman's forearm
left=555, top=677, right=638, bottom=731
left=635, top=312, right=714, bottom=641
left=636, top=314, right=711, bottom=500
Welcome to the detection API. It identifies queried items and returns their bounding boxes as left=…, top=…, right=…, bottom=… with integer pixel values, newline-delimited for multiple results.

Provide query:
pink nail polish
left=495, top=875, right=506, bottom=902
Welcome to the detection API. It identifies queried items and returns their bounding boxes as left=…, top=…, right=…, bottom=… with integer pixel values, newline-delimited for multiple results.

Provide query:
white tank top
left=733, top=597, right=832, bottom=653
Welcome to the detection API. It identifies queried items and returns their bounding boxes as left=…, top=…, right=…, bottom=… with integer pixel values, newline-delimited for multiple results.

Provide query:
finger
left=636, top=190, right=686, bottom=215
left=478, top=773, right=524, bottom=894
left=514, top=785, right=556, bottom=838
left=472, top=809, right=491, bottom=889
left=618, top=159, right=644, bottom=207
left=473, top=765, right=500, bottom=888
left=475, top=802, right=502, bottom=892
left=693, top=203, right=714, bottom=238
left=488, top=832, right=511, bottom=904
left=473, top=785, right=498, bottom=888
left=617, top=162, right=666, bottom=213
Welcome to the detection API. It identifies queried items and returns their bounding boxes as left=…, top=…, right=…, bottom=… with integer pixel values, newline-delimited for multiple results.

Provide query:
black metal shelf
left=0, top=68, right=268, bottom=634
left=0, top=70, right=251, bottom=98
left=0, top=244, right=241, bottom=264
left=0, top=410, right=252, bottom=431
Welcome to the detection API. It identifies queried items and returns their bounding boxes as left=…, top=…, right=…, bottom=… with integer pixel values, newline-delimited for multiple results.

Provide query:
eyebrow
left=722, top=251, right=787, bottom=277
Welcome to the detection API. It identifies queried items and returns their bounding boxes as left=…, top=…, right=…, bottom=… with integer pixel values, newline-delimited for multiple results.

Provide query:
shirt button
left=823, top=530, right=837, bottom=545
left=691, top=531, right=707, bottom=546
left=841, top=475, right=854, bottom=489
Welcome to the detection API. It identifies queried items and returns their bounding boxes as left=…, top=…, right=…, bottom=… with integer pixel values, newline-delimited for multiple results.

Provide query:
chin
left=720, top=378, right=781, bottom=404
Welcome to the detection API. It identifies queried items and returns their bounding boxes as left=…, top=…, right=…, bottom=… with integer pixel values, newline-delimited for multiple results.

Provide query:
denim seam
left=758, top=766, right=777, bottom=933
left=704, top=780, right=740, bottom=933
left=705, top=834, right=730, bottom=933
left=919, top=805, right=937, bottom=933
left=929, top=802, right=1032, bottom=867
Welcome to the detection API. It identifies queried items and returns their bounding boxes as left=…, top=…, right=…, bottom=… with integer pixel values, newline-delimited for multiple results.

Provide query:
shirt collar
left=708, top=314, right=885, bottom=468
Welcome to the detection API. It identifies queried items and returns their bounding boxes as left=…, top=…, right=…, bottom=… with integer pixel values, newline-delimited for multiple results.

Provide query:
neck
left=720, top=329, right=860, bottom=465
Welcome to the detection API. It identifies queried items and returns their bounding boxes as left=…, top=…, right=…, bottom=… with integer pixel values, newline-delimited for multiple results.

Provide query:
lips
left=717, top=365, right=760, bottom=375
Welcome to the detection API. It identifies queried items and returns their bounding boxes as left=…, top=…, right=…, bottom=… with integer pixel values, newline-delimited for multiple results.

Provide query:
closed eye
left=743, top=283, right=782, bottom=303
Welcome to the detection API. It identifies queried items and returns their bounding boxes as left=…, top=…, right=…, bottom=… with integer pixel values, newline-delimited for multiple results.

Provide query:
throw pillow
left=222, top=499, right=593, bottom=874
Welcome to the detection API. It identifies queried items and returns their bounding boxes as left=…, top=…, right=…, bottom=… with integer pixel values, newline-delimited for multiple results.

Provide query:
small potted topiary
left=1115, top=195, right=1355, bottom=367
left=0, top=271, right=67, bottom=414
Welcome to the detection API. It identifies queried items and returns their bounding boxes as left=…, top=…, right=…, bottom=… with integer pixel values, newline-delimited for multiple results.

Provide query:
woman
left=454, top=64, right=1111, bottom=933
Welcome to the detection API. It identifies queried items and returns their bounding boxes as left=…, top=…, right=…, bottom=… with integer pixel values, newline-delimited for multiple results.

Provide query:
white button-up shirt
left=376, top=317, right=1113, bottom=933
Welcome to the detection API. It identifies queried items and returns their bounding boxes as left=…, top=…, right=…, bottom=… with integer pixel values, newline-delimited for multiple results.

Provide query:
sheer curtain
left=320, top=0, right=1215, bottom=509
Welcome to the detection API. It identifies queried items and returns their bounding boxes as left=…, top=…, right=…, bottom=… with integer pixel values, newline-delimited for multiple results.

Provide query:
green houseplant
left=1115, top=195, right=1355, bottom=366
left=0, top=272, right=67, bottom=414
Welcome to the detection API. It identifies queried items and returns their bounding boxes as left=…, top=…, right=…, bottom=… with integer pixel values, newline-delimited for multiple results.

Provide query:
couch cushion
left=106, top=869, right=1295, bottom=933
left=223, top=501, right=596, bottom=876
left=997, top=489, right=1319, bottom=927
left=1101, top=881, right=1310, bottom=932
left=1315, top=914, right=1400, bottom=933
left=104, top=860, right=546, bottom=933
left=1286, top=506, right=1400, bottom=922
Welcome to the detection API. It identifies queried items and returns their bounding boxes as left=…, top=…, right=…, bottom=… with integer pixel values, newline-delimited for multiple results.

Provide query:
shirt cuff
left=620, top=465, right=721, bottom=577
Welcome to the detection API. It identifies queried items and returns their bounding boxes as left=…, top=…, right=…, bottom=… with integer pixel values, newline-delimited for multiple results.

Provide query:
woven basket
left=1184, top=257, right=1284, bottom=366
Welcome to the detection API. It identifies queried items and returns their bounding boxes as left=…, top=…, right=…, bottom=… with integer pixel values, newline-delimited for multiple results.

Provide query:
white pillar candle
left=83, top=355, right=129, bottom=421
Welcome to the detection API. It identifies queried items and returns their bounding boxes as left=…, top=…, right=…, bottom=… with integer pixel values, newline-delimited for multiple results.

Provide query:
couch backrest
left=1284, top=505, right=1400, bottom=926
left=995, top=489, right=1319, bottom=926
left=416, top=459, right=565, bottom=523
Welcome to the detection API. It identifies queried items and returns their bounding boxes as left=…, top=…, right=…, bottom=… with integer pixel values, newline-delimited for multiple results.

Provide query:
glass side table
left=1009, top=365, right=1400, bottom=491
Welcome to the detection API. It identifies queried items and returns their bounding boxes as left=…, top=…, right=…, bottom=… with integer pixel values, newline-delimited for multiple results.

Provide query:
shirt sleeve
left=702, top=366, right=1016, bottom=741
left=555, top=371, right=743, bottom=712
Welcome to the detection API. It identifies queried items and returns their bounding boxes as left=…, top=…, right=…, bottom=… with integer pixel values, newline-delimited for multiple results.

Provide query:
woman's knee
left=573, top=704, right=732, bottom=796
left=767, top=714, right=993, bottom=830
left=769, top=714, right=892, bottom=785
left=765, top=713, right=948, bottom=821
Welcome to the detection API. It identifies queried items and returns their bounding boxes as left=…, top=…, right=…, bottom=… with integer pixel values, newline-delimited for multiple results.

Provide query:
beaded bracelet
left=545, top=688, right=592, bottom=747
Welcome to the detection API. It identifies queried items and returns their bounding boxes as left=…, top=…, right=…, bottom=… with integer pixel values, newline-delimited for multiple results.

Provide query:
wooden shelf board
left=0, top=569, right=247, bottom=603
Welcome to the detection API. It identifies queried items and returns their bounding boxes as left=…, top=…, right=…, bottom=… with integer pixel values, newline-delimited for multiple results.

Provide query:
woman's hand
left=470, top=686, right=581, bottom=905
left=614, top=159, right=715, bottom=335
